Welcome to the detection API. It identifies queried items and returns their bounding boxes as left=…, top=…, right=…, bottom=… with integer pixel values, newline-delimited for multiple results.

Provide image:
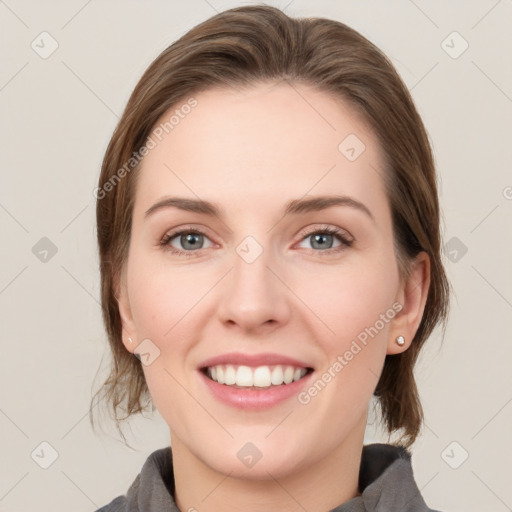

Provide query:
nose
left=216, top=240, right=292, bottom=334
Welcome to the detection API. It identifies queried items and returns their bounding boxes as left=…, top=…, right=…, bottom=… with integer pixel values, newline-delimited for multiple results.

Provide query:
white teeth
left=206, top=364, right=309, bottom=388
left=283, top=366, right=294, bottom=384
left=236, top=366, right=253, bottom=386
left=253, top=366, right=271, bottom=387
left=224, top=365, right=236, bottom=385
left=271, top=366, right=284, bottom=385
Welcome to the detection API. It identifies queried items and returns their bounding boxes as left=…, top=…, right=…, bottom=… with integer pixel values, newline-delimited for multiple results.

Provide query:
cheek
left=294, top=251, right=398, bottom=410
left=126, top=253, right=203, bottom=418
left=126, top=250, right=208, bottom=341
left=298, top=255, right=399, bottom=346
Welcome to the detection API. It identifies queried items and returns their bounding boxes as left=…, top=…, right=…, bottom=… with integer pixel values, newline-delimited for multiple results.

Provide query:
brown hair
left=91, top=4, right=450, bottom=447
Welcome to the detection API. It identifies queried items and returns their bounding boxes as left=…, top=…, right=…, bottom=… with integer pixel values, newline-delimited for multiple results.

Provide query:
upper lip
left=199, top=352, right=313, bottom=370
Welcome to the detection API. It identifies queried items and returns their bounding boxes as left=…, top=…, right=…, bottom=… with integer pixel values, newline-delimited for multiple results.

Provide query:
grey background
left=1, top=1, right=511, bottom=511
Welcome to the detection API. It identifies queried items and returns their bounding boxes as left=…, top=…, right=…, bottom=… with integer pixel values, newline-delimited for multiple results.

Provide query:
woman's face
left=118, top=81, right=427, bottom=478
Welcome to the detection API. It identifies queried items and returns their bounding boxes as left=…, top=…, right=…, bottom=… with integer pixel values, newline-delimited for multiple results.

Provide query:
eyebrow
left=144, top=195, right=374, bottom=223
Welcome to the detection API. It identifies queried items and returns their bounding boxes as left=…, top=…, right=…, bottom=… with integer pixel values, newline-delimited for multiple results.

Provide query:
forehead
left=134, top=81, right=388, bottom=216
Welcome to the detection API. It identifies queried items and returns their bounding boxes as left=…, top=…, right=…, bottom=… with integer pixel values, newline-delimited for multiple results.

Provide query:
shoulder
left=93, top=473, right=141, bottom=512
left=93, top=447, right=174, bottom=512
left=359, top=443, right=445, bottom=512
left=94, top=495, right=127, bottom=512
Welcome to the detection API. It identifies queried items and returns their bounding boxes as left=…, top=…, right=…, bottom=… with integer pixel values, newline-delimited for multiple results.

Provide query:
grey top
left=95, top=443, right=442, bottom=511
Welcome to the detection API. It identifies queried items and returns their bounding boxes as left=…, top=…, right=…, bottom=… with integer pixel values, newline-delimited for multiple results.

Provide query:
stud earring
left=128, top=337, right=133, bottom=344
left=396, top=335, right=405, bottom=346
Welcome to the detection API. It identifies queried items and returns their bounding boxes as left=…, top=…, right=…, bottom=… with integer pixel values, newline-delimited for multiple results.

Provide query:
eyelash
left=160, top=225, right=354, bottom=258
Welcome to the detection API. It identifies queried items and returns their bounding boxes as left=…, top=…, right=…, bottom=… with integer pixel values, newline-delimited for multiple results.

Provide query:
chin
left=191, top=432, right=311, bottom=480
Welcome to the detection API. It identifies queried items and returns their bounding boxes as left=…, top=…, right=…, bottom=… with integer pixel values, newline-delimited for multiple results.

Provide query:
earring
left=128, top=337, right=133, bottom=344
left=396, top=335, right=405, bottom=346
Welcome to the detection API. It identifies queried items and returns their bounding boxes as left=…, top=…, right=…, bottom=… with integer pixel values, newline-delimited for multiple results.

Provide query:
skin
left=117, top=80, right=430, bottom=512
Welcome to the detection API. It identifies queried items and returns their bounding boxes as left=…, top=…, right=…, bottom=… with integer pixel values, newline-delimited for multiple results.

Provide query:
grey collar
left=97, top=443, right=440, bottom=511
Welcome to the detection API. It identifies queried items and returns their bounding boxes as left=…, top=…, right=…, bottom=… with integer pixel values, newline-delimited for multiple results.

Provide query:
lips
left=200, top=352, right=312, bottom=369
left=198, top=353, right=314, bottom=409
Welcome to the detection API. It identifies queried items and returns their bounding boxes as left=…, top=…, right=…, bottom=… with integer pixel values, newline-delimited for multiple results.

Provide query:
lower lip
left=199, top=370, right=313, bottom=410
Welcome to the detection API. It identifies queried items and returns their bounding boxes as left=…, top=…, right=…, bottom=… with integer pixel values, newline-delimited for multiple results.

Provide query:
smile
left=198, top=352, right=315, bottom=409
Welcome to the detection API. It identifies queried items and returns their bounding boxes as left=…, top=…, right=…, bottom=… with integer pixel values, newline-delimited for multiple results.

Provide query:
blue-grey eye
left=164, top=230, right=213, bottom=252
left=176, top=232, right=206, bottom=250
left=309, top=233, right=337, bottom=250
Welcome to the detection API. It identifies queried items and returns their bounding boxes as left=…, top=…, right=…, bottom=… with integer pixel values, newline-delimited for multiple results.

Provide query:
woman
left=92, top=5, right=450, bottom=511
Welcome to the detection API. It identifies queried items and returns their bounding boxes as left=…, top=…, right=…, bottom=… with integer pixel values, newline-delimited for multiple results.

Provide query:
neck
left=171, top=424, right=365, bottom=512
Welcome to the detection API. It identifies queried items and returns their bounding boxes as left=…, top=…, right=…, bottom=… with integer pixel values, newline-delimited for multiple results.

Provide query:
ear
left=115, top=268, right=138, bottom=355
left=387, top=251, right=431, bottom=355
